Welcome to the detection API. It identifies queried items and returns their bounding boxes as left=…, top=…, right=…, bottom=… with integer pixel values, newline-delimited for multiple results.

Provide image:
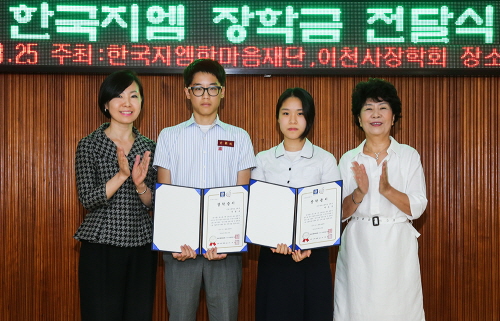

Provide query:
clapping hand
left=132, top=151, right=151, bottom=188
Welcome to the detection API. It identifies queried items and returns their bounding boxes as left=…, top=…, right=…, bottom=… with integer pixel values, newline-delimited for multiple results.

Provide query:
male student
left=153, top=59, right=256, bottom=321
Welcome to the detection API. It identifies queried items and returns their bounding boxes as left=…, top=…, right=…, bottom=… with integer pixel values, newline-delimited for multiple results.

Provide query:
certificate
left=153, top=184, right=249, bottom=254
left=245, top=179, right=342, bottom=250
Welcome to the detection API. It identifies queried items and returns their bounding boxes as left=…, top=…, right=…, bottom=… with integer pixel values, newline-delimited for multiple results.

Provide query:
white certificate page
left=152, top=184, right=202, bottom=253
left=246, top=180, right=296, bottom=248
left=201, top=185, right=248, bottom=253
left=295, top=181, right=342, bottom=250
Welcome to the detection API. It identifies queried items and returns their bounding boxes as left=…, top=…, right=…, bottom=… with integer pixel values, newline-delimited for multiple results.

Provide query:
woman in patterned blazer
left=74, top=70, right=157, bottom=321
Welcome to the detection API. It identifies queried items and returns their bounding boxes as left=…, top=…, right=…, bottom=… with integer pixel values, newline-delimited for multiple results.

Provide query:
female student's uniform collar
left=274, top=138, right=314, bottom=159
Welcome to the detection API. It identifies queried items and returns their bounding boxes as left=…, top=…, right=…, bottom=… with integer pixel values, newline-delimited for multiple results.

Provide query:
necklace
left=366, top=143, right=390, bottom=161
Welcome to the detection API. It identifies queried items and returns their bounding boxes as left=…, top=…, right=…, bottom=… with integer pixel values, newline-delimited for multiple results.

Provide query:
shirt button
left=289, top=168, right=291, bottom=171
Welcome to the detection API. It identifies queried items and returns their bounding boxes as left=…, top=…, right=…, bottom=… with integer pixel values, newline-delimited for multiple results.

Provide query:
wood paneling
left=0, top=73, right=498, bottom=321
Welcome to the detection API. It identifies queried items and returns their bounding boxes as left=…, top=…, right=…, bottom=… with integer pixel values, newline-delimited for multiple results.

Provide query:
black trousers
left=78, top=241, right=157, bottom=321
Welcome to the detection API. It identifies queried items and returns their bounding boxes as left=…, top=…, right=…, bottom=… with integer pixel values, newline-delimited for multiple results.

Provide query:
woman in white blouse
left=252, top=88, right=341, bottom=321
left=333, top=78, right=427, bottom=321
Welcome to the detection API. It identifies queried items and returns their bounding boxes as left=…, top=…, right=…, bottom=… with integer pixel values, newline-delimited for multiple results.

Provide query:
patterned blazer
left=74, top=123, right=156, bottom=247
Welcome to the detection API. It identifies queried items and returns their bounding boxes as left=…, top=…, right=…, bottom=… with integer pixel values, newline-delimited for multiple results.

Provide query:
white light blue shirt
left=154, top=115, right=256, bottom=188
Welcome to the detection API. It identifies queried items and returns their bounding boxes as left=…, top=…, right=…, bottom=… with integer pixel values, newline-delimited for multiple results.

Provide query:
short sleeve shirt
left=251, top=139, right=341, bottom=187
left=154, top=115, right=256, bottom=188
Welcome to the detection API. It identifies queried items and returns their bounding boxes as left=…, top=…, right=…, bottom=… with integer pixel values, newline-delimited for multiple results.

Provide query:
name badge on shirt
left=218, top=140, right=234, bottom=151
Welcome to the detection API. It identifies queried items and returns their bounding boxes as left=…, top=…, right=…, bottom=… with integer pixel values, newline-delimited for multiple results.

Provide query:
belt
left=349, top=215, right=408, bottom=226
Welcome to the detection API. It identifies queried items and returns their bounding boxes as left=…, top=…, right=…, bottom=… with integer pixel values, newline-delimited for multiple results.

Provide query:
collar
left=185, top=114, right=229, bottom=131
left=349, top=136, right=401, bottom=161
left=96, top=123, right=142, bottom=139
left=274, top=138, right=314, bottom=159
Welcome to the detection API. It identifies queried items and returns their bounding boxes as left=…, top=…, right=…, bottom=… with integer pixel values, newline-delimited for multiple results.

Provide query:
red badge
left=218, top=140, right=234, bottom=147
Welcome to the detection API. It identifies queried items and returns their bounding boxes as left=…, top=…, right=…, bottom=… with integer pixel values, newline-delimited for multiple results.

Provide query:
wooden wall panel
left=0, top=73, right=499, bottom=321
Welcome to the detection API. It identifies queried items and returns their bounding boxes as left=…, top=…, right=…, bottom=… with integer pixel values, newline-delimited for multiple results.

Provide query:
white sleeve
left=251, top=152, right=266, bottom=181
left=338, top=152, right=355, bottom=202
left=321, top=152, right=341, bottom=184
left=237, top=130, right=257, bottom=172
left=152, top=128, right=172, bottom=170
left=404, top=149, right=428, bottom=220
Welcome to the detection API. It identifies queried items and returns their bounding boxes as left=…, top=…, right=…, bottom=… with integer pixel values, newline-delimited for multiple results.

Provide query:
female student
left=251, top=88, right=341, bottom=321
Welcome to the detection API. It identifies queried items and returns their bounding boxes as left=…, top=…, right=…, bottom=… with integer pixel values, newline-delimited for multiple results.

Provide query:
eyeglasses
left=187, top=86, right=222, bottom=97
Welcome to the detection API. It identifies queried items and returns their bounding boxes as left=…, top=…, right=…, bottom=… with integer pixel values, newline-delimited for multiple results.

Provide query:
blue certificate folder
left=152, top=184, right=249, bottom=254
left=245, top=179, right=343, bottom=251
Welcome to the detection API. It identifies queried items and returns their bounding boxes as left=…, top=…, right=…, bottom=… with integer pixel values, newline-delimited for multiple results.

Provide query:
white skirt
left=333, top=218, right=425, bottom=321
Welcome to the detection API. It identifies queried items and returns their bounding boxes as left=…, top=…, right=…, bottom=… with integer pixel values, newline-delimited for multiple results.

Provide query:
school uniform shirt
left=74, top=123, right=156, bottom=247
left=154, top=114, right=256, bottom=189
left=252, top=138, right=340, bottom=187
left=334, top=136, right=427, bottom=321
left=251, top=139, right=341, bottom=321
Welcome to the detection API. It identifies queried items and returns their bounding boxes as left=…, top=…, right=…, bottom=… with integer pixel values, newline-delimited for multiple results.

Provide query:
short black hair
left=351, top=78, right=402, bottom=129
left=98, top=70, right=144, bottom=118
left=183, top=59, right=226, bottom=87
left=275, top=88, right=315, bottom=140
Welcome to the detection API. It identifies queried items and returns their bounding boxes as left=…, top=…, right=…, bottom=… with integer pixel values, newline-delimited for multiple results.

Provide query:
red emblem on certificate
left=218, top=140, right=234, bottom=147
